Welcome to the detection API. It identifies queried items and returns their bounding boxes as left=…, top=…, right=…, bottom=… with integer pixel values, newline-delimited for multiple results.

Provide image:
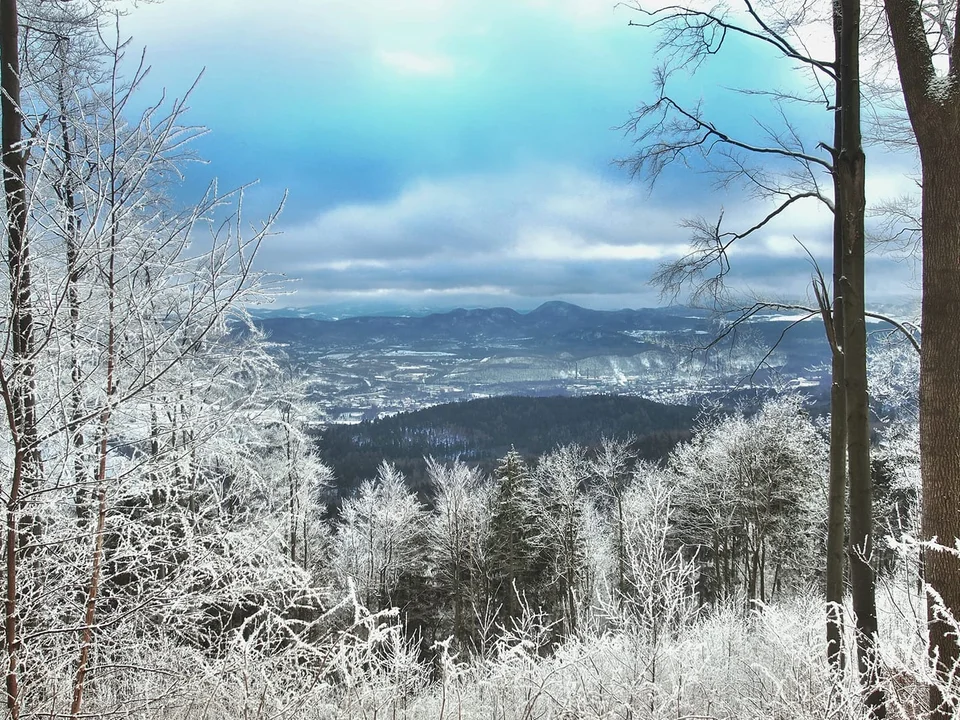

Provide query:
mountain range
left=249, top=301, right=840, bottom=423
left=254, top=301, right=721, bottom=357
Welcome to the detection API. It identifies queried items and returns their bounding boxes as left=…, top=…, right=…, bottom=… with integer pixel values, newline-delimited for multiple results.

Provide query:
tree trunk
left=825, top=0, right=847, bottom=678
left=617, top=497, right=626, bottom=604
left=70, top=488, right=106, bottom=719
left=880, top=0, right=960, bottom=714
left=1, top=0, right=40, bottom=521
left=285, top=417, right=299, bottom=566
left=919, top=152, right=960, bottom=720
left=759, top=541, right=766, bottom=604
left=1, top=2, right=32, bottom=716
left=453, top=551, right=463, bottom=646
left=56, top=51, right=88, bottom=524
left=837, top=0, right=884, bottom=712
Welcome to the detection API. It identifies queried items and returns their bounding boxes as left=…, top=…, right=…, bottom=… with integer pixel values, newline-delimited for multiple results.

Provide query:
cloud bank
left=261, top=166, right=918, bottom=310
left=122, top=1, right=920, bottom=312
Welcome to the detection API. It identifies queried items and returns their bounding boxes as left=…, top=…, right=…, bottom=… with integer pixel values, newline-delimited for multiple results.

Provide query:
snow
left=927, top=74, right=957, bottom=104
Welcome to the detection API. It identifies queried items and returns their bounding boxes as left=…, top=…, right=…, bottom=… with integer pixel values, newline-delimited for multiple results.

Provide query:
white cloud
left=117, top=0, right=921, bottom=310
left=521, top=0, right=624, bottom=26
left=513, top=226, right=677, bottom=261
left=378, top=50, right=456, bottom=77
left=270, top=166, right=684, bottom=267
left=261, top=163, right=919, bottom=308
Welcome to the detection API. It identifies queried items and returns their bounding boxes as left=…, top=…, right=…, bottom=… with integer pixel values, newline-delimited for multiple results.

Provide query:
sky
left=122, top=0, right=921, bottom=314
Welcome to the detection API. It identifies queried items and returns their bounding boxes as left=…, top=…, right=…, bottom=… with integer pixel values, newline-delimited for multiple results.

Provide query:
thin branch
left=625, top=3, right=837, bottom=79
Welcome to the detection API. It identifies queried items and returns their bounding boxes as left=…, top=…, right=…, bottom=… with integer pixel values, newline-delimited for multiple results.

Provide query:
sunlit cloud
left=378, top=50, right=456, bottom=76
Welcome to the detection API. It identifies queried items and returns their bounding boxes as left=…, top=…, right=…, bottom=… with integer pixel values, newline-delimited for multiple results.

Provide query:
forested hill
left=316, top=394, right=699, bottom=498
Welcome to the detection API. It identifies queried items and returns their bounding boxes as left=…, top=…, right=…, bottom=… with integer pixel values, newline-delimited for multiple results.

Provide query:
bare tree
left=0, top=6, right=327, bottom=715
left=835, top=0, right=887, bottom=711
left=619, top=2, right=887, bottom=708
left=0, top=1, right=36, bottom=714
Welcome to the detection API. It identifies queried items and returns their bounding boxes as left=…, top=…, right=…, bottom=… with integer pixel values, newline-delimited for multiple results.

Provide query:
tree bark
left=55, top=47, right=89, bottom=524
left=837, top=0, right=884, bottom=712
left=1, top=0, right=40, bottom=515
left=881, top=0, right=960, bottom=714
left=919, top=153, right=960, bottom=720
left=825, top=1, right=847, bottom=678
left=1, top=2, right=34, bottom=716
left=70, top=488, right=106, bottom=719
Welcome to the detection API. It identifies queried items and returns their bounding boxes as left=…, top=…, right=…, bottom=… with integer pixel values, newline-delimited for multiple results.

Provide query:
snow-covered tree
left=868, top=333, right=921, bottom=574
left=0, top=7, right=324, bottom=715
left=250, top=376, right=334, bottom=575
left=426, top=457, right=492, bottom=650
left=618, top=462, right=698, bottom=635
left=536, top=443, right=590, bottom=637
left=487, top=448, right=548, bottom=629
left=670, top=396, right=827, bottom=604
left=333, top=462, right=428, bottom=612
left=589, top=436, right=636, bottom=604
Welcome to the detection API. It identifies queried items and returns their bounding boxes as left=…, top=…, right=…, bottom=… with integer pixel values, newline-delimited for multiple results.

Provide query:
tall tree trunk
left=1, top=2, right=36, bottom=716
left=1, top=0, right=40, bottom=518
left=56, top=47, right=88, bottom=524
left=919, top=154, right=960, bottom=719
left=453, top=550, right=463, bottom=646
left=825, top=218, right=848, bottom=671
left=825, top=1, right=847, bottom=677
left=759, top=541, right=766, bottom=604
left=285, top=411, right=299, bottom=566
left=880, top=0, right=960, bottom=715
left=837, top=0, right=884, bottom=712
left=616, top=496, right=626, bottom=604
left=70, top=488, right=106, bottom=720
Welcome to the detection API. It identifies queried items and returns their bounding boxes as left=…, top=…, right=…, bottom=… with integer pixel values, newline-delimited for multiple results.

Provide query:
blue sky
left=123, top=0, right=920, bottom=313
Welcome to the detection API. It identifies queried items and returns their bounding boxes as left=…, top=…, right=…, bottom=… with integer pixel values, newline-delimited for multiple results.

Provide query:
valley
left=254, top=301, right=837, bottom=424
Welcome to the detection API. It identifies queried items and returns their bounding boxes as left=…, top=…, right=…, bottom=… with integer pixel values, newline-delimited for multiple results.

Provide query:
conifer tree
left=487, top=449, right=546, bottom=627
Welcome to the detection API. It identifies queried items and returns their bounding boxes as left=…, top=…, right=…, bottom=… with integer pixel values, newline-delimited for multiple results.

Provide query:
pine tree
left=487, top=449, right=546, bottom=628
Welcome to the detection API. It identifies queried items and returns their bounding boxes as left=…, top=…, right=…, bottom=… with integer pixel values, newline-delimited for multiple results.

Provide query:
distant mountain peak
left=529, top=300, right=582, bottom=315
